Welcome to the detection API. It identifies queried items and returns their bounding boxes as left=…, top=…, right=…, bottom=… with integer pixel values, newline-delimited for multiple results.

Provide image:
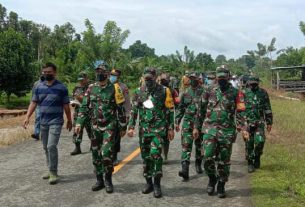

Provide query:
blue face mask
left=109, top=75, right=118, bottom=83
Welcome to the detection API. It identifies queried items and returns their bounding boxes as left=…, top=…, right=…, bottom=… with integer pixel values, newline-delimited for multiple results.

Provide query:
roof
left=271, top=65, right=305, bottom=71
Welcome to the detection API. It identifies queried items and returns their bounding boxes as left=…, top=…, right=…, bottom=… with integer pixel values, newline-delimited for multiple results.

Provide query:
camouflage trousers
left=245, top=125, right=265, bottom=162
left=203, top=129, right=234, bottom=182
left=91, top=128, right=114, bottom=176
left=181, top=128, right=203, bottom=162
left=139, top=128, right=164, bottom=178
left=72, top=117, right=93, bottom=144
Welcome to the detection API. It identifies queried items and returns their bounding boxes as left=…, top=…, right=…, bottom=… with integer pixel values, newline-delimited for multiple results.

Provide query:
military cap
left=206, top=71, right=216, bottom=79
left=111, top=69, right=122, bottom=76
left=247, top=76, right=260, bottom=84
left=216, top=65, right=230, bottom=78
left=188, top=71, right=200, bottom=78
left=77, top=72, right=88, bottom=81
left=143, top=67, right=157, bottom=78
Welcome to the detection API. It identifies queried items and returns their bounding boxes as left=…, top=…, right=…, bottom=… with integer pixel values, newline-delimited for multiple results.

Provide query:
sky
left=2, top=0, right=305, bottom=58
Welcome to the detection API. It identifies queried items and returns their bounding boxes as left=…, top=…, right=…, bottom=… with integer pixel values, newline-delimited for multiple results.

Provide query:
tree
left=267, top=37, right=276, bottom=67
left=195, top=52, right=215, bottom=71
left=0, top=28, right=35, bottom=102
left=215, top=55, right=227, bottom=66
left=0, top=4, right=7, bottom=31
left=7, top=11, right=19, bottom=30
left=126, top=40, right=155, bottom=59
left=101, top=21, right=130, bottom=66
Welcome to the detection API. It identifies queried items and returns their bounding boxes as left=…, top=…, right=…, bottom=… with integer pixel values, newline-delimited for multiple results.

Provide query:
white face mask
left=109, top=75, right=118, bottom=83
left=143, top=96, right=154, bottom=109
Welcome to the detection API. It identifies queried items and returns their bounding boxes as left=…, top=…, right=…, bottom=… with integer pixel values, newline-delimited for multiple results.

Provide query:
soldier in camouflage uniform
left=242, top=76, right=273, bottom=173
left=159, top=73, right=179, bottom=162
left=194, top=65, right=248, bottom=198
left=127, top=68, right=175, bottom=198
left=175, top=72, right=204, bottom=181
left=70, top=72, right=93, bottom=155
left=75, top=63, right=127, bottom=193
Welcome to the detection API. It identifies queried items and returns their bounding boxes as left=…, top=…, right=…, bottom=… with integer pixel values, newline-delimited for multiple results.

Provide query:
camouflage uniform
left=175, top=72, right=205, bottom=178
left=243, top=76, right=273, bottom=170
left=197, top=66, right=247, bottom=197
left=72, top=83, right=93, bottom=144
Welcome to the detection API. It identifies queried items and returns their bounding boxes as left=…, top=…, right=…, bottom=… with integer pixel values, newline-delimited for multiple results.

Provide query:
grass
left=251, top=95, right=305, bottom=207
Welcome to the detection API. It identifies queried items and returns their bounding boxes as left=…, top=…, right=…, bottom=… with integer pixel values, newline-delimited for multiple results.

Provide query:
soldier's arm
left=195, top=90, right=208, bottom=130
left=175, top=93, right=186, bottom=126
left=128, top=89, right=140, bottom=130
left=76, top=87, right=91, bottom=128
left=263, top=90, right=273, bottom=126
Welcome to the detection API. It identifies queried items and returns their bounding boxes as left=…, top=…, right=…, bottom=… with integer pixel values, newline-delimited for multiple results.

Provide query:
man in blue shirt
left=23, top=62, right=72, bottom=185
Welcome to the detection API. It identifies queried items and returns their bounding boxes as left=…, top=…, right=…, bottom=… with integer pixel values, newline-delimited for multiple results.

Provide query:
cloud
left=2, top=0, right=305, bottom=58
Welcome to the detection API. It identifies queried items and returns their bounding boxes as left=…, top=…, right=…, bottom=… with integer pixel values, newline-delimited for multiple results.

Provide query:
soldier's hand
left=267, top=125, right=272, bottom=133
left=175, top=125, right=180, bottom=132
left=75, top=125, right=81, bottom=135
left=192, top=128, right=199, bottom=140
left=168, top=129, right=175, bottom=141
left=23, top=118, right=30, bottom=129
left=127, top=129, right=135, bottom=137
left=120, top=130, right=126, bottom=137
left=236, top=125, right=242, bottom=132
left=66, top=120, right=73, bottom=131
left=241, top=130, right=250, bottom=141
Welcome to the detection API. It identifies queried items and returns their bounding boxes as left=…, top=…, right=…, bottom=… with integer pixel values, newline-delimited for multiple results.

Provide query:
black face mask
left=96, top=73, right=108, bottom=82
left=250, top=83, right=259, bottom=91
left=190, top=79, right=199, bottom=88
left=145, top=80, right=156, bottom=91
left=160, top=79, right=169, bottom=87
left=40, top=75, right=45, bottom=81
left=44, top=74, right=54, bottom=81
left=218, top=79, right=228, bottom=89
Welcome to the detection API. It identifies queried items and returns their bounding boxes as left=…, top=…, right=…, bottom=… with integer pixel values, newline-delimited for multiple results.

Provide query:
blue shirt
left=32, top=80, right=70, bottom=125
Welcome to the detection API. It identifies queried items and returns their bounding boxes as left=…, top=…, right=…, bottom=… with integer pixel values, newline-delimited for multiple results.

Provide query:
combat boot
left=254, top=155, right=261, bottom=169
left=163, top=145, right=169, bottom=163
left=248, top=160, right=255, bottom=173
left=70, top=143, right=81, bottom=156
left=153, top=176, right=162, bottom=198
left=113, top=153, right=119, bottom=166
left=217, top=181, right=226, bottom=198
left=206, top=175, right=217, bottom=195
left=92, top=174, right=105, bottom=191
left=105, top=172, right=114, bottom=193
left=178, top=161, right=189, bottom=180
left=142, top=177, right=154, bottom=194
left=49, top=171, right=59, bottom=185
left=195, top=159, right=203, bottom=174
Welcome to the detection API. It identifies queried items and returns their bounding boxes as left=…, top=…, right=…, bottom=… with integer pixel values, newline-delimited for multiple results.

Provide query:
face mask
left=218, top=79, right=228, bottom=88
left=190, top=79, right=199, bottom=88
left=44, top=74, right=54, bottom=81
left=96, top=73, right=108, bottom=82
left=109, top=75, right=118, bottom=83
left=250, top=83, right=259, bottom=91
left=145, top=79, right=155, bottom=91
left=160, top=79, right=169, bottom=87
left=40, top=75, right=45, bottom=81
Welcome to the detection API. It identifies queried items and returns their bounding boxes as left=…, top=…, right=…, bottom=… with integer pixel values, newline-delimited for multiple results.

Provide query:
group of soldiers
left=69, top=62, right=273, bottom=199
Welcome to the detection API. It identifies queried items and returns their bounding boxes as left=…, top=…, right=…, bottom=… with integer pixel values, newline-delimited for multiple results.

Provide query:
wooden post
left=276, top=71, right=280, bottom=90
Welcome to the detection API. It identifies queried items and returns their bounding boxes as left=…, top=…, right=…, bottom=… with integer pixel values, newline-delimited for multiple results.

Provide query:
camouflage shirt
left=128, top=84, right=174, bottom=137
left=76, top=81, right=127, bottom=131
left=243, top=87, right=273, bottom=126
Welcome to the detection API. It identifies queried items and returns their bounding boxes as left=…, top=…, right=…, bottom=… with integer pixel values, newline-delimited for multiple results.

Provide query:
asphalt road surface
left=0, top=128, right=252, bottom=207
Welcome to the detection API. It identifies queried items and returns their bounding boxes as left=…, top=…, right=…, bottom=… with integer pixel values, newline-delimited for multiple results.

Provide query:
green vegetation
left=251, top=96, right=305, bottom=207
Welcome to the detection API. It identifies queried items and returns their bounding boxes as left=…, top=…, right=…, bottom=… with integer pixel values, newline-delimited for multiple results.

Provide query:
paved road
left=0, top=129, right=252, bottom=207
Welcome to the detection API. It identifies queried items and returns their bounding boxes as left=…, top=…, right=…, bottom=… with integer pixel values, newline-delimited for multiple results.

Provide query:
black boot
left=206, top=175, right=217, bottom=195
left=105, top=172, right=114, bottom=193
left=142, top=177, right=154, bottom=194
left=153, top=176, right=162, bottom=198
left=217, top=181, right=226, bottom=198
left=163, top=145, right=169, bottom=163
left=113, top=153, right=119, bottom=166
left=254, top=155, right=261, bottom=169
left=248, top=160, right=255, bottom=173
left=195, top=159, right=203, bottom=174
left=92, top=174, right=105, bottom=191
left=178, top=161, right=189, bottom=180
left=70, top=143, right=81, bottom=156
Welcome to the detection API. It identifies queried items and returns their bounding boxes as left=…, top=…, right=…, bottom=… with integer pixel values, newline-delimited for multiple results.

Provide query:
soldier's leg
left=179, top=130, right=193, bottom=180
left=139, top=128, right=154, bottom=194
left=203, top=133, right=217, bottom=195
left=216, top=141, right=232, bottom=198
left=195, top=133, right=204, bottom=174
left=246, top=127, right=256, bottom=172
left=162, top=131, right=170, bottom=162
left=254, top=126, right=265, bottom=169
left=91, top=129, right=104, bottom=191
left=102, top=129, right=115, bottom=193
left=112, top=125, right=121, bottom=166
left=150, top=133, right=163, bottom=198
left=70, top=115, right=83, bottom=156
